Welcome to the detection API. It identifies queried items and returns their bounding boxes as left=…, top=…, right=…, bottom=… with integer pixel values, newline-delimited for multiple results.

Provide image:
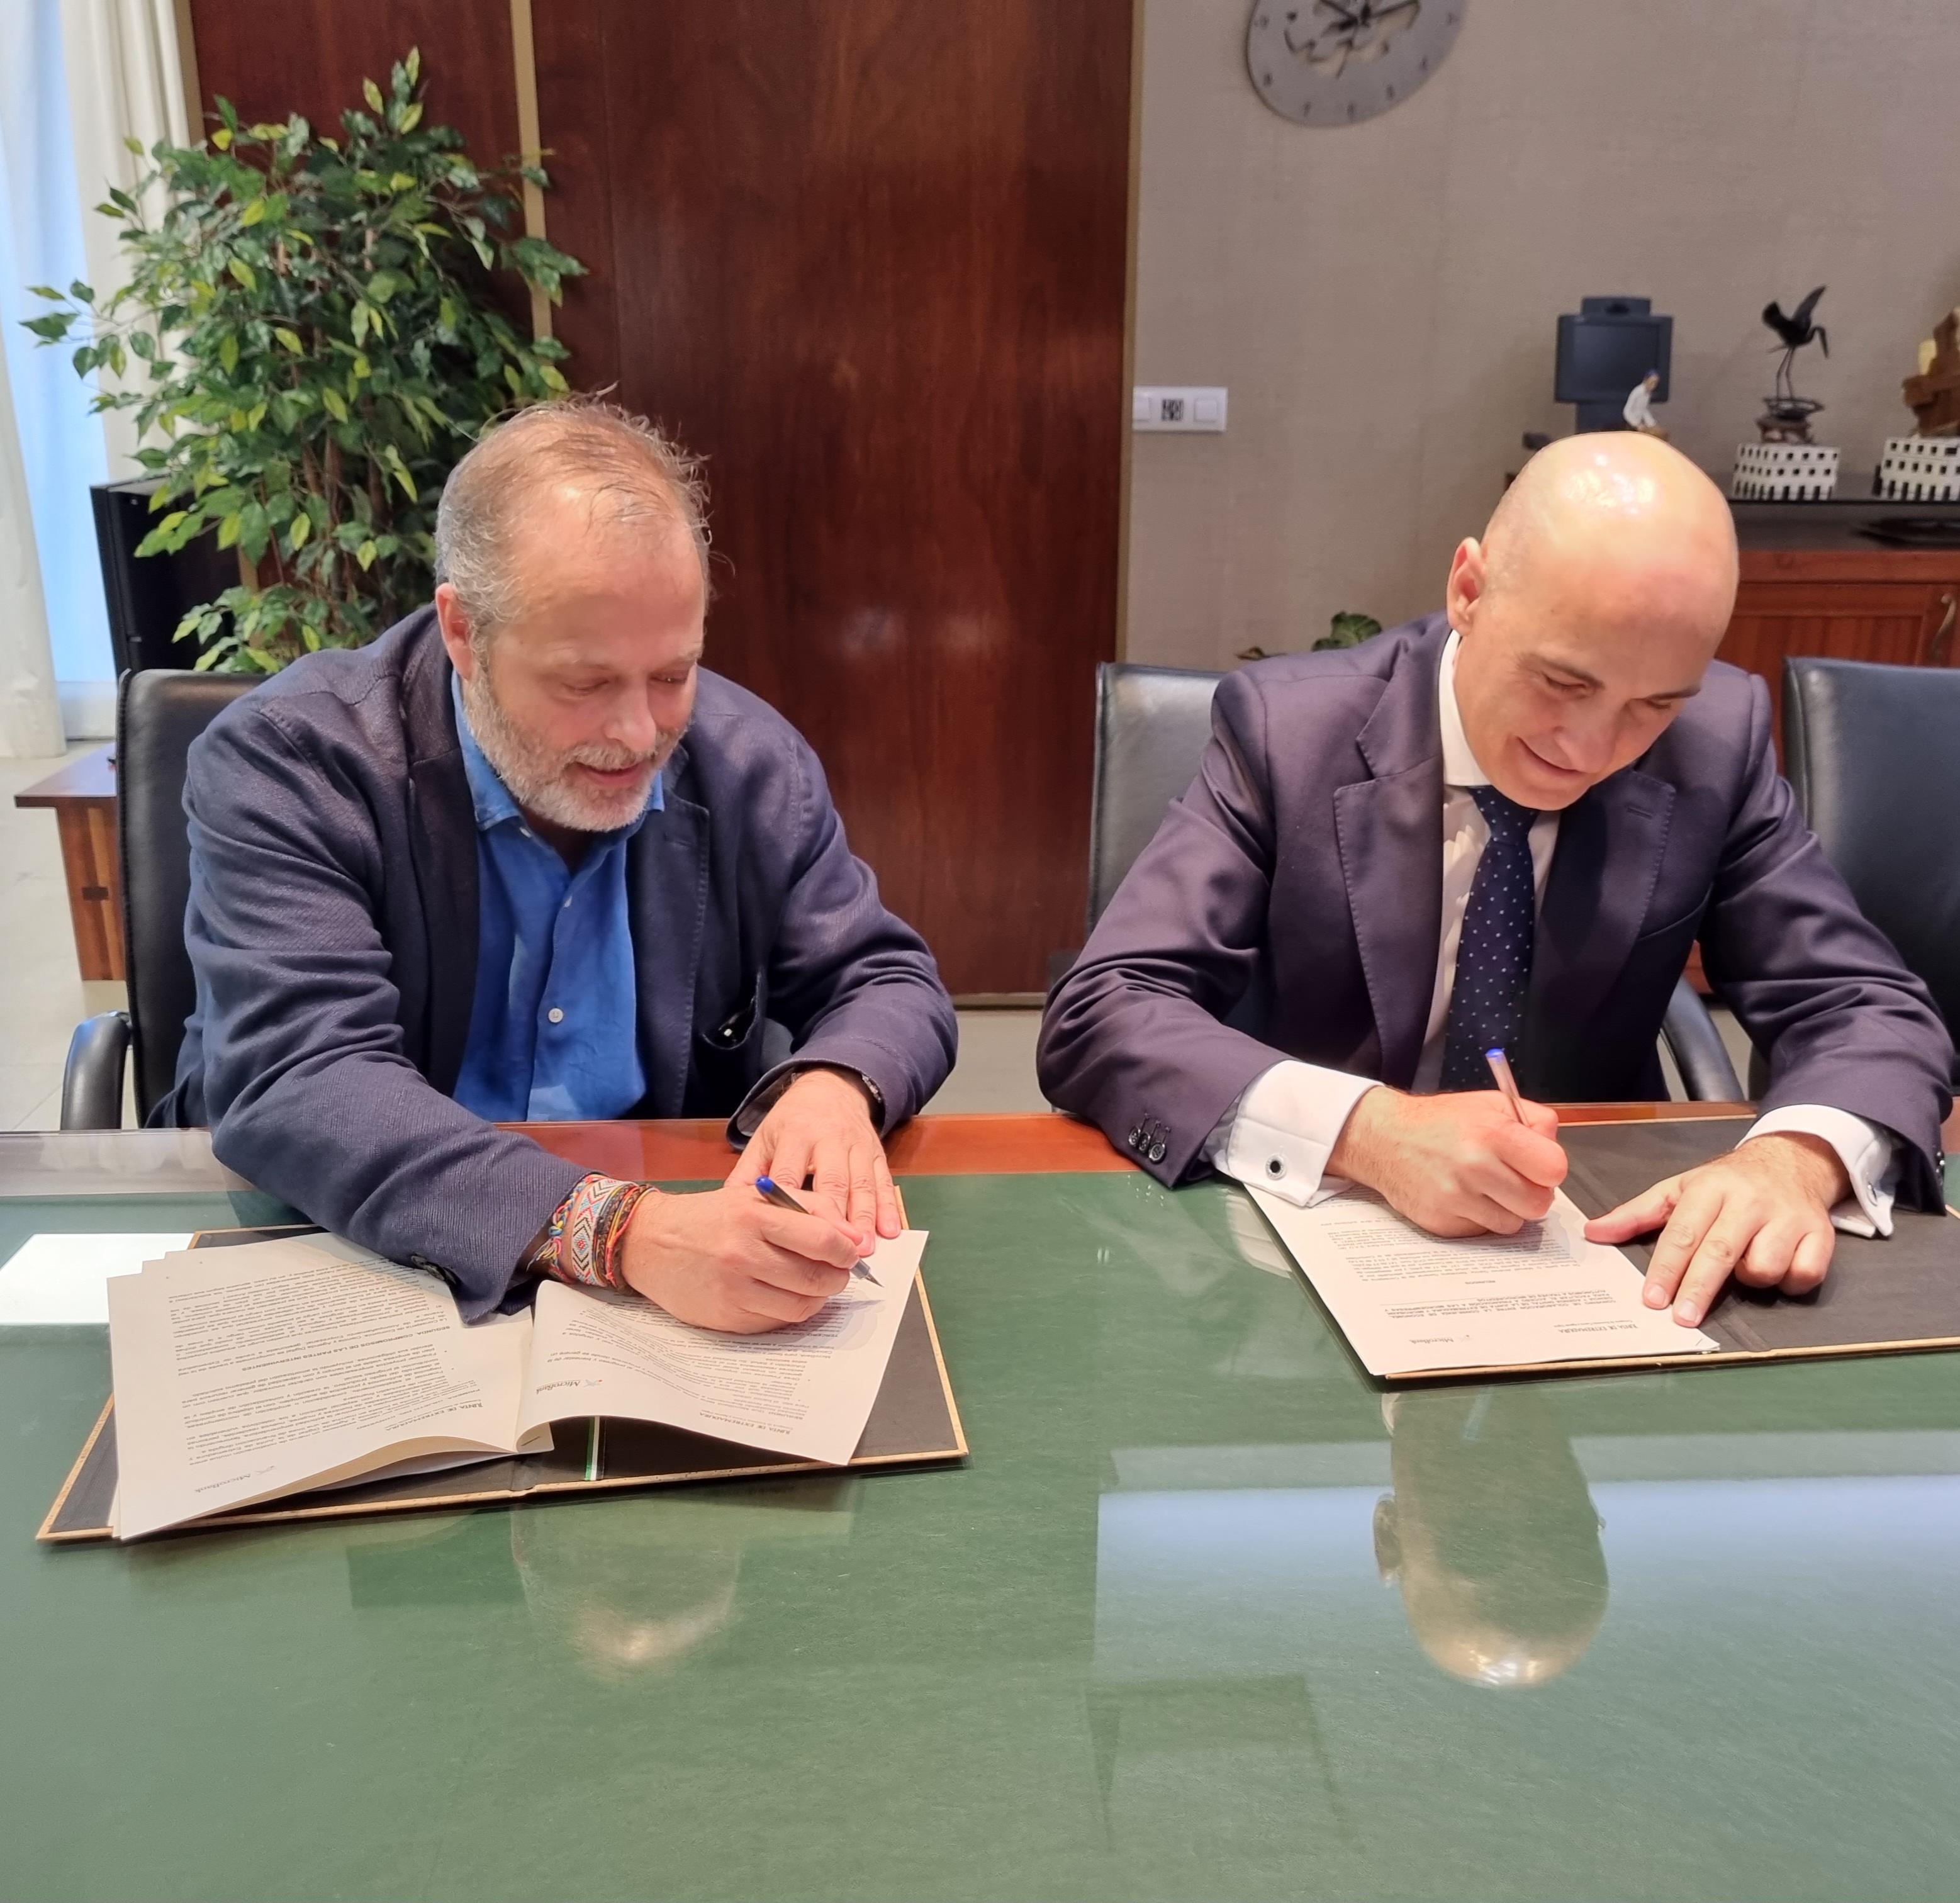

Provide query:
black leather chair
left=60, top=669, right=259, bottom=1128
left=1080, top=660, right=1744, bottom=1100
left=1784, top=654, right=1960, bottom=1084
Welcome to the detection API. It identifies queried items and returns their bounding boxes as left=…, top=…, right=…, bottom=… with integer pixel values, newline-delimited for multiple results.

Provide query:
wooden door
left=1722, top=549, right=1960, bottom=750
left=535, top=2, right=1133, bottom=994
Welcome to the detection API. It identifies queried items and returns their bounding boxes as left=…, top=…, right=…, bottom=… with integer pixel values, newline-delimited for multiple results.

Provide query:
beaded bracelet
left=522, top=1172, right=649, bottom=1293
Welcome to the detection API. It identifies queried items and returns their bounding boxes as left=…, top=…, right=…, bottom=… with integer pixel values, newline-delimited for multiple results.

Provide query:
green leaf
left=399, top=103, right=423, bottom=133
left=123, top=134, right=144, bottom=155
left=227, top=257, right=256, bottom=291
left=363, top=77, right=385, bottom=113
left=69, top=279, right=94, bottom=301
left=321, top=386, right=349, bottom=422
left=366, top=271, right=396, bottom=305
left=406, top=47, right=422, bottom=84
left=350, top=300, right=371, bottom=345
left=211, top=126, right=232, bottom=150
left=357, top=539, right=378, bottom=571
left=288, top=510, right=310, bottom=550
left=216, top=511, right=242, bottom=549
left=219, top=333, right=238, bottom=374
left=239, top=196, right=266, bottom=227
left=274, top=327, right=304, bottom=354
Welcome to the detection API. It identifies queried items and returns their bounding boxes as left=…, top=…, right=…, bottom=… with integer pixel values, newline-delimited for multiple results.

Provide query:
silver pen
left=1484, top=1047, right=1525, bottom=1123
left=752, top=1176, right=880, bottom=1284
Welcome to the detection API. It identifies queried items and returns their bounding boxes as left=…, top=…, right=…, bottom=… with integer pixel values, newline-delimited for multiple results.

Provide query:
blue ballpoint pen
left=753, top=1175, right=881, bottom=1284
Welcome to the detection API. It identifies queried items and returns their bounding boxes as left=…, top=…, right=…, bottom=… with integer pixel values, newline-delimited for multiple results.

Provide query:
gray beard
left=459, top=661, right=683, bottom=833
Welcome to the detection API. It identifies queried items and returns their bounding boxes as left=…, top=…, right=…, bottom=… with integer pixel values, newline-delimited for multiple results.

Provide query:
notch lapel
left=1332, top=640, right=1447, bottom=1087
left=629, top=743, right=709, bottom=1116
left=1525, top=766, right=1674, bottom=1092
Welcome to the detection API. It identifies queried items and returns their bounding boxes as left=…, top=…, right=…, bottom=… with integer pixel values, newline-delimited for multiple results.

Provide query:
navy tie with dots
left=1440, top=786, right=1540, bottom=1092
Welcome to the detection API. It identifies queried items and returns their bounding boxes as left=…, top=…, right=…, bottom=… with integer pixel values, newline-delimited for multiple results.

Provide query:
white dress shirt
left=1205, top=631, right=1897, bottom=1235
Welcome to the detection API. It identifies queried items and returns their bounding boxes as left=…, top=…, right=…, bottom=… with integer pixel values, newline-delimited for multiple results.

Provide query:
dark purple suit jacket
left=1039, top=615, right=1952, bottom=1206
left=162, top=609, right=956, bottom=1316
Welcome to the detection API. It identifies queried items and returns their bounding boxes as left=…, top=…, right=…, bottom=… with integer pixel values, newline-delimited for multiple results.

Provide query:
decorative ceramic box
left=1877, top=435, right=1960, bottom=502
left=1732, top=442, right=1840, bottom=502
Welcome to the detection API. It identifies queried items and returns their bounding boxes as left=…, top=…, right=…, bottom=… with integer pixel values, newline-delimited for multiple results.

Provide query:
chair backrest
left=1783, top=656, right=1960, bottom=1070
left=1087, top=662, right=1223, bottom=930
left=118, top=668, right=260, bottom=1119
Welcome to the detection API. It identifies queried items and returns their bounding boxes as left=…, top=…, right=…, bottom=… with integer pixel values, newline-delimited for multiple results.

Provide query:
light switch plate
left=1133, top=386, right=1228, bottom=432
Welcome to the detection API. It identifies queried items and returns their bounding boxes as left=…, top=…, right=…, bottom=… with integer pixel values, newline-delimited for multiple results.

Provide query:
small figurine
left=1622, top=371, right=1666, bottom=438
left=1757, top=286, right=1828, bottom=442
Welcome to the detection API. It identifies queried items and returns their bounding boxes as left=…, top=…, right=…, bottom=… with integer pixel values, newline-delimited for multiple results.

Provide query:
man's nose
left=1548, top=715, right=1618, bottom=775
left=606, top=691, right=664, bottom=755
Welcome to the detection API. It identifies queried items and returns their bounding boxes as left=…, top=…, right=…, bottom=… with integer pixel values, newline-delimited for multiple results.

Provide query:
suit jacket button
left=1148, top=1140, right=1167, bottom=1164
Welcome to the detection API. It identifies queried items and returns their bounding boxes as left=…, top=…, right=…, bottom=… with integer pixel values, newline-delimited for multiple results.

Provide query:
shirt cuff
left=1202, top=1060, right=1379, bottom=1208
left=1742, top=1104, right=1898, bottom=1238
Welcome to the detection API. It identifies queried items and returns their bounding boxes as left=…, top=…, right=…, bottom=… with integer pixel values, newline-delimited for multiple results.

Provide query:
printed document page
left=518, top=1230, right=929, bottom=1466
left=1249, top=1185, right=1718, bottom=1376
left=109, top=1235, right=532, bottom=1539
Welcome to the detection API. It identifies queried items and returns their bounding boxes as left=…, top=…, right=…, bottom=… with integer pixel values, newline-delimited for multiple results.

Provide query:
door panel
left=535, top=1, right=1132, bottom=992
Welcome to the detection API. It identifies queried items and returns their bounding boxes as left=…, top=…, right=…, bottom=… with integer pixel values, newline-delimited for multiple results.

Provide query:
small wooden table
left=13, top=746, right=121, bottom=981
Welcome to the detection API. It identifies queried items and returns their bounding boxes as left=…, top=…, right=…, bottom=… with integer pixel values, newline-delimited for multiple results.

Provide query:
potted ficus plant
left=25, top=48, right=582, bottom=671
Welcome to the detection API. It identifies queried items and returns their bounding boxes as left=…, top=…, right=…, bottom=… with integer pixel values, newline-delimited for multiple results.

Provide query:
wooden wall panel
left=186, top=1, right=517, bottom=167
left=537, top=1, right=1133, bottom=994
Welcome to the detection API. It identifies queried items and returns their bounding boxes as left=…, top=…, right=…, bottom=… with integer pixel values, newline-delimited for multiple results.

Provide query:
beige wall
left=1126, top=0, right=1960, bottom=671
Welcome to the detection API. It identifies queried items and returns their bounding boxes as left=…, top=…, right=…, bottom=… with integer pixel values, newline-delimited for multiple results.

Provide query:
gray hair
left=435, top=396, right=711, bottom=637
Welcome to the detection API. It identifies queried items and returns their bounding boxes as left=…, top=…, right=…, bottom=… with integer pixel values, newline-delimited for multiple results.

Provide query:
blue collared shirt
left=450, top=674, right=659, bottom=1122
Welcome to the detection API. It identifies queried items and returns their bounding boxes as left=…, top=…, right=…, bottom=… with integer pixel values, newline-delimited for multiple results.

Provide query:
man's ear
left=1372, top=1493, right=1402, bottom=1585
left=1446, top=537, right=1487, bottom=636
left=433, top=582, right=478, bottom=680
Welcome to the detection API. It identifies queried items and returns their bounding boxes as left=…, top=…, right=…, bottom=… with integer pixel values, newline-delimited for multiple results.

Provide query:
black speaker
left=90, top=480, right=237, bottom=675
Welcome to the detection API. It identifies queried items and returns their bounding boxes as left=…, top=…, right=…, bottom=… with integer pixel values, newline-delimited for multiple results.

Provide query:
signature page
left=518, top=1232, right=929, bottom=1466
left=1249, top=1186, right=1717, bottom=1377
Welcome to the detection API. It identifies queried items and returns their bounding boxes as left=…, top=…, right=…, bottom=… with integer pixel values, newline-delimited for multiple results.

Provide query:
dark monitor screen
left=1555, top=314, right=1672, bottom=405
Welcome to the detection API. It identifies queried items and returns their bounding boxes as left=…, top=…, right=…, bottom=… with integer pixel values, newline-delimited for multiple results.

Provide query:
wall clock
left=1247, top=1, right=1466, bottom=126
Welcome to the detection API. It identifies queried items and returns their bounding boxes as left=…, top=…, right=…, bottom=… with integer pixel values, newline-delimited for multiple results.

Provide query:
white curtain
left=59, top=0, right=189, bottom=479
left=0, top=0, right=186, bottom=748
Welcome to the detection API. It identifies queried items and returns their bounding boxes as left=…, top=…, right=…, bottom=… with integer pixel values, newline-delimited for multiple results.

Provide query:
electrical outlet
left=1132, top=386, right=1228, bottom=433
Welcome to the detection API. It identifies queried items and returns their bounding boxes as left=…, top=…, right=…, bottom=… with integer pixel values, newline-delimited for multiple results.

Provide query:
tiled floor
left=0, top=746, right=127, bottom=1131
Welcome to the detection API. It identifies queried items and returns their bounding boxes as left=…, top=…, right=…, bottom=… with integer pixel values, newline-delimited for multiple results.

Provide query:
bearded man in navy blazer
left=165, top=400, right=955, bottom=1329
left=1041, top=434, right=1952, bottom=1328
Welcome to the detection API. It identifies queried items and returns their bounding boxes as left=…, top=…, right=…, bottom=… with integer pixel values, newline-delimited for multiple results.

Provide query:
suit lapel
left=1333, top=634, right=1447, bottom=1087
left=629, top=741, right=709, bottom=1116
left=401, top=625, right=478, bottom=1094
left=1525, top=766, right=1674, bottom=1091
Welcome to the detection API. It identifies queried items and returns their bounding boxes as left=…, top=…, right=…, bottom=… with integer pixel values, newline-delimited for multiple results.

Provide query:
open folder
left=1253, top=1116, right=1960, bottom=1383
left=40, top=1226, right=966, bottom=1543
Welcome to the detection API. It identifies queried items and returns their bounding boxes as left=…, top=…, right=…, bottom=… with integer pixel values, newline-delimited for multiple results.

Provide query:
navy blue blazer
left=162, top=609, right=956, bottom=1315
left=1040, top=615, right=1952, bottom=1206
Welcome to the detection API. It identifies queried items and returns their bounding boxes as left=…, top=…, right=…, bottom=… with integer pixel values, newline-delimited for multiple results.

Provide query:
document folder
left=40, top=1225, right=966, bottom=1542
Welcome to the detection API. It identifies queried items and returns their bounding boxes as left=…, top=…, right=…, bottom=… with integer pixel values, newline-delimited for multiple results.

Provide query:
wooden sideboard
left=14, top=745, right=121, bottom=982
left=1724, top=502, right=1960, bottom=748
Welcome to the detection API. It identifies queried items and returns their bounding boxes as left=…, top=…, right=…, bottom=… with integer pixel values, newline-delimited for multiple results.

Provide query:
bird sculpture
left=1762, top=287, right=1829, bottom=408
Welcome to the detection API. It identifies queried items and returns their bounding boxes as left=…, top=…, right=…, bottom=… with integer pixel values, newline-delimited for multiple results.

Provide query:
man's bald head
left=1445, top=434, right=1739, bottom=811
left=1481, top=432, right=1737, bottom=617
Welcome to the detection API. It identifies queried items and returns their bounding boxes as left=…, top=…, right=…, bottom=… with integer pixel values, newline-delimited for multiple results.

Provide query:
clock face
left=1247, top=1, right=1466, bottom=126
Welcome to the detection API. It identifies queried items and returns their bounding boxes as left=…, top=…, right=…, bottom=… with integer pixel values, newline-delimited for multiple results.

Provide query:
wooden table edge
left=508, top=1101, right=1762, bottom=1181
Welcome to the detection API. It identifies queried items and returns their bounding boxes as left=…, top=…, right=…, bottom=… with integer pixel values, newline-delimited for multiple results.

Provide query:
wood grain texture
left=185, top=0, right=518, bottom=161
left=534, top=1, right=1133, bottom=992
left=505, top=1103, right=1751, bottom=1184
left=1722, top=547, right=1960, bottom=749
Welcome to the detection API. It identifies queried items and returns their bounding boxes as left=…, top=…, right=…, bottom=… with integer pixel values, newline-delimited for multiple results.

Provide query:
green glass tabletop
left=4, top=1164, right=1958, bottom=1902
